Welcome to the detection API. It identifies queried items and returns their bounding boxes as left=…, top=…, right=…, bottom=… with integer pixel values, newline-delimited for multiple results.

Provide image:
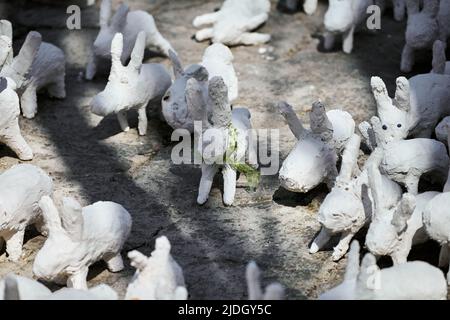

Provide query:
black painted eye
left=382, top=125, right=387, bottom=130
left=163, top=94, right=170, bottom=101
left=397, top=124, right=402, bottom=128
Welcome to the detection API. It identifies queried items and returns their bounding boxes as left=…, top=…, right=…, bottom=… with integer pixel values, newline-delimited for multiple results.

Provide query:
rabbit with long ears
left=278, top=101, right=355, bottom=194
left=192, top=0, right=271, bottom=46
left=33, top=196, right=131, bottom=289
left=162, top=44, right=238, bottom=133
left=310, top=135, right=402, bottom=261
left=90, top=32, right=171, bottom=136
left=365, top=163, right=439, bottom=265
left=86, top=0, right=175, bottom=80
left=246, top=261, right=284, bottom=300
left=125, top=236, right=187, bottom=300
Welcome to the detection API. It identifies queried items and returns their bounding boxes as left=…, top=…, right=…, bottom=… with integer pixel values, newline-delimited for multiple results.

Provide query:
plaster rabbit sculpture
left=125, top=236, right=187, bottom=300
left=0, top=77, right=33, bottom=160
left=278, top=101, right=355, bottom=193
left=400, top=0, right=447, bottom=73
left=195, top=77, right=258, bottom=206
left=192, top=0, right=271, bottom=46
left=86, top=0, right=175, bottom=80
left=323, top=0, right=375, bottom=54
left=0, top=164, right=53, bottom=261
left=0, top=274, right=51, bottom=300
left=246, top=261, right=285, bottom=300
left=319, top=241, right=448, bottom=299
left=310, top=135, right=402, bottom=261
left=162, top=44, right=238, bottom=132
left=365, top=163, right=439, bottom=264
left=33, top=196, right=132, bottom=289
left=277, top=0, right=318, bottom=15
left=0, top=24, right=65, bottom=119
left=90, top=32, right=171, bottom=136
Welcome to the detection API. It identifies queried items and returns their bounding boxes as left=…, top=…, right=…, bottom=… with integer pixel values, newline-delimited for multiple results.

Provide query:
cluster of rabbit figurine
left=1, top=0, right=450, bottom=300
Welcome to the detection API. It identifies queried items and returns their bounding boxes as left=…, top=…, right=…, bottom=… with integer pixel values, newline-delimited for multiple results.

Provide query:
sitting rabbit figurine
left=0, top=77, right=33, bottom=160
left=310, top=135, right=402, bottom=261
left=33, top=196, right=132, bottom=289
left=125, top=236, right=187, bottom=300
left=90, top=32, right=171, bottom=135
left=0, top=164, right=53, bottom=261
left=162, top=44, right=238, bottom=133
left=365, top=163, right=439, bottom=264
left=246, top=261, right=284, bottom=300
left=86, top=0, right=175, bottom=80
left=278, top=101, right=355, bottom=193
left=192, top=0, right=271, bottom=46
left=319, top=240, right=448, bottom=300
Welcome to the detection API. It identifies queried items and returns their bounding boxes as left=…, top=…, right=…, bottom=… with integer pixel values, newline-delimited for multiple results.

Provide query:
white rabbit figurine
left=33, top=196, right=132, bottom=289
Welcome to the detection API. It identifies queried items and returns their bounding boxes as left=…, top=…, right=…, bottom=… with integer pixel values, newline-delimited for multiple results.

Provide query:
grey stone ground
left=0, top=0, right=445, bottom=299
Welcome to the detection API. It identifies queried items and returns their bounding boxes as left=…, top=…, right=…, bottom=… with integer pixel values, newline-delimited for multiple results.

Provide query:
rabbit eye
left=397, top=124, right=402, bottom=128
left=163, top=94, right=170, bottom=102
left=382, top=125, right=387, bottom=130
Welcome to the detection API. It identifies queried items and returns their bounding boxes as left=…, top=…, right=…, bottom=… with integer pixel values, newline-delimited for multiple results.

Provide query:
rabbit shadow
left=272, top=184, right=328, bottom=207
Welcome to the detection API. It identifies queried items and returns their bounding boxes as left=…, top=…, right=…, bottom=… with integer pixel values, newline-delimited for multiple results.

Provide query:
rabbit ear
left=394, top=77, right=410, bottom=112
left=128, top=250, right=149, bottom=271
left=391, top=193, right=416, bottom=234
left=432, top=40, right=447, bottom=74
left=168, top=50, right=184, bottom=78
left=310, top=101, right=333, bottom=142
left=0, top=20, right=12, bottom=65
left=174, top=286, right=188, bottom=300
left=39, top=196, right=64, bottom=235
left=110, top=3, right=128, bottom=31
left=337, top=134, right=361, bottom=184
left=8, top=31, right=41, bottom=82
left=357, top=253, right=379, bottom=291
left=367, top=163, right=384, bottom=216
left=371, top=76, right=395, bottom=119
left=423, top=0, right=439, bottom=17
left=187, top=79, right=209, bottom=127
left=128, top=31, right=146, bottom=72
left=277, top=101, right=306, bottom=140
left=184, top=64, right=209, bottom=82
left=99, top=0, right=112, bottom=27
left=110, top=33, right=124, bottom=73
left=405, top=0, right=420, bottom=15
left=155, top=236, right=171, bottom=253
left=369, top=116, right=385, bottom=146
left=3, top=274, right=20, bottom=300
left=60, top=197, right=84, bottom=242
left=246, top=261, right=263, bottom=300
left=209, top=76, right=231, bottom=128
left=0, top=20, right=12, bottom=40
left=344, top=241, right=361, bottom=280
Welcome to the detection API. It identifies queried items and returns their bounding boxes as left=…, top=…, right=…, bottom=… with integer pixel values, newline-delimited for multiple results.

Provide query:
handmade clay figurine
left=86, top=0, right=175, bottom=80
left=33, top=196, right=132, bottom=289
left=310, top=135, right=402, bottom=261
left=365, top=163, right=439, bottom=264
left=125, top=236, right=187, bottom=300
left=0, top=274, right=51, bottom=300
left=192, top=0, right=271, bottom=46
left=278, top=101, right=355, bottom=193
left=0, top=23, right=65, bottom=119
left=319, top=241, right=448, bottom=299
left=0, top=164, right=53, bottom=261
left=195, top=77, right=258, bottom=206
left=401, top=0, right=446, bottom=73
left=162, top=44, right=238, bottom=132
left=246, top=261, right=284, bottom=300
left=0, top=77, right=33, bottom=160
left=90, top=32, right=171, bottom=135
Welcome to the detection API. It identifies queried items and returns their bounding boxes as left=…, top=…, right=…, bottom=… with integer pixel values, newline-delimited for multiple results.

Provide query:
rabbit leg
left=391, top=248, right=408, bottom=265
left=310, top=227, right=332, bottom=254
left=197, top=164, right=219, bottom=205
left=342, top=26, right=355, bottom=54
left=148, top=30, right=175, bottom=57
left=332, top=230, right=354, bottom=261
left=47, top=74, right=66, bottom=99
left=243, top=14, right=269, bottom=31
left=404, top=173, right=419, bottom=195
left=193, top=12, right=220, bottom=28
left=67, top=267, right=88, bottom=290
left=401, top=44, right=415, bottom=73
left=104, top=253, right=124, bottom=272
left=222, top=164, right=237, bottom=206
left=0, top=121, right=33, bottom=160
left=239, top=33, right=271, bottom=45
left=303, top=0, right=318, bottom=15
left=137, top=104, right=148, bottom=136
left=117, top=110, right=129, bottom=132
left=85, top=51, right=98, bottom=80
left=195, top=28, right=214, bottom=42
left=4, top=229, right=24, bottom=262
left=323, top=33, right=335, bottom=51
left=20, top=85, right=38, bottom=119
left=439, top=244, right=450, bottom=267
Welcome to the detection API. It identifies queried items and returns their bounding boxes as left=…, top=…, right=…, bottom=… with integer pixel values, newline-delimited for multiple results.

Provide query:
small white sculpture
left=193, top=0, right=271, bottom=46
left=365, top=163, right=439, bottom=264
left=90, top=32, right=171, bottom=135
left=86, top=0, right=175, bottom=80
left=278, top=101, right=355, bottom=193
left=246, top=261, right=284, bottom=300
left=319, top=241, right=448, bottom=300
left=401, top=0, right=447, bottom=73
left=195, top=77, right=258, bottom=206
left=125, top=236, right=187, bottom=300
left=162, top=44, right=238, bottom=132
left=0, top=22, right=65, bottom=119
left=33, top=195, right=132, bottom=289
left=0, top=274, right=51, bottom=300
left=0, top=164, right=53, bottom=261
left=0, top=77, right=33, bottom=160
left=310, top=135, right=402, bottom=261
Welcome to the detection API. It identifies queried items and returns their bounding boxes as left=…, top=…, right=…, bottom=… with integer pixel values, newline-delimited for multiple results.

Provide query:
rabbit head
left=370, top=76, right=411, bottom=144
left=90, top=32, right=147, bottom=116
left=202, top=43, right=234, bottom=64
left=405, top=0, right=440, bottom=49
left=33, top=196, right=84, bottom=282
left=93, top=0, right=128, bottom=58
left=162, top=50, right=209, bottom=131
left=324, top=0, right=354, bottom=33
